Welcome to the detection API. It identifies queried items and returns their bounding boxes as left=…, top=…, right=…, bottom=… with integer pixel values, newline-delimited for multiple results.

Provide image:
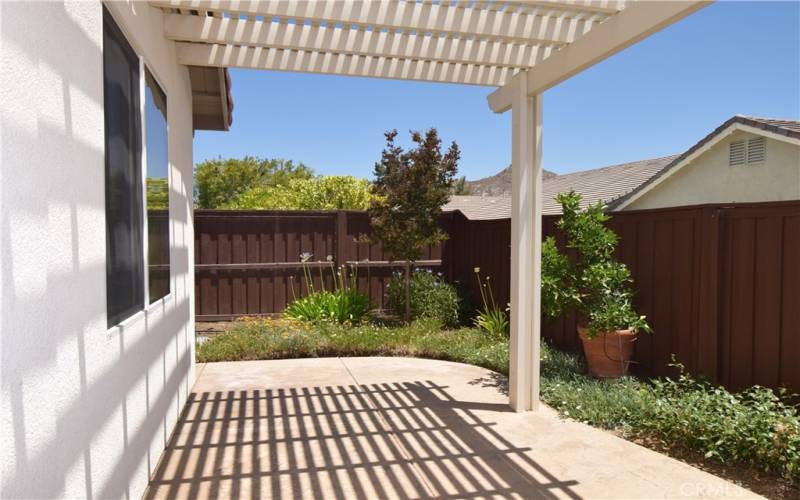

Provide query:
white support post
left=509, top=71, right=543, bottom=412
left=530, top=92, right=543, bottom=412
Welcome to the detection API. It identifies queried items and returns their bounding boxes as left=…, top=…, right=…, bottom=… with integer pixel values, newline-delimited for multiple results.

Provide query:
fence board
left=194, top=201, right=800, bottom=395
left=753, top=216, right=782, bottom=389
left=780, top=216, right=800, bottom=394
left=727, top=216, right=757, bottom=391
left=632, top=218, right=656, bottom=376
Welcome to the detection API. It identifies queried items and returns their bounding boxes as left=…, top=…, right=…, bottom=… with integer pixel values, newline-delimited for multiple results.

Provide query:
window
left=104, top=9, right=144, bottom=326
left=729, top=137, right=767, bottom=167
left=144, top=69, right=170, bottom=303
left=103, top=9, right=171, bottom=326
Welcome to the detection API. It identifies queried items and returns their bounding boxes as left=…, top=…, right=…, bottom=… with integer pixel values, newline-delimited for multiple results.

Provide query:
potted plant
left=542, top=191, right=651, bottom=377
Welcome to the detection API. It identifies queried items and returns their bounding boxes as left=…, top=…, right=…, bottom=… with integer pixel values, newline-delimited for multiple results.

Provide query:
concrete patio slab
left=145, top=357, right=760, bottom=499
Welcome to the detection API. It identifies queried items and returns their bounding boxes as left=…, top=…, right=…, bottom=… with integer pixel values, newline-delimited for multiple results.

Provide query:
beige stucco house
left=1, top=3, right=231, bottom=498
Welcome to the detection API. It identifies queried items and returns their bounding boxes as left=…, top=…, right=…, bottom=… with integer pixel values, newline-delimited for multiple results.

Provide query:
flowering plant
left=472, top=268, right=508, bottom=336
left=284, top=253, right=372, bottom=323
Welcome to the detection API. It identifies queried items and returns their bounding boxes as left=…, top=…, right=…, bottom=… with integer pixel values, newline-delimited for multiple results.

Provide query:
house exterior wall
left=626, top=130, right=800, bottom=210
left=1, top=2, right=195, bottom=498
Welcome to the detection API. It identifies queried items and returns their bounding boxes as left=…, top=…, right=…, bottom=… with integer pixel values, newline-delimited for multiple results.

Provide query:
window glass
left=103, top=8, right=144, bottom=327
left=144, top=69, right=170, bottom=302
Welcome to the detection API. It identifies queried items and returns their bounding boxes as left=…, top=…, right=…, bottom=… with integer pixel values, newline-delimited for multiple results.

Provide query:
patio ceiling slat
left=176, top=42, right=518, bottom=86
left=152, top=0, right=636, bottom=86
left=503, top=0, right=626, bottom=15
left=163, top=13, right=554, bottom=69
left=150, top=0, right=611, bottom=46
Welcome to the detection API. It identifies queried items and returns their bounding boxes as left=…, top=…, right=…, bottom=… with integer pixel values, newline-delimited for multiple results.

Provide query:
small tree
left=541, top=191, right=651, bottom=337
left=368, top=129, right=460, bottom=320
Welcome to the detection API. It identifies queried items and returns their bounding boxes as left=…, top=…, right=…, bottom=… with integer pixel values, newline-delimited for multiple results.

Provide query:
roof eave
left=190, top=66, right=233, bottom=131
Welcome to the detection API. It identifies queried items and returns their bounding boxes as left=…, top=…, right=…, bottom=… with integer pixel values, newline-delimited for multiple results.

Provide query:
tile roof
left=541, top=155, right=678, bottom=215
left=444, top=155, right=677, bottom=219
left=736, top=115, right=800, bottom=138
left=443, top=195, right=511, bottom=220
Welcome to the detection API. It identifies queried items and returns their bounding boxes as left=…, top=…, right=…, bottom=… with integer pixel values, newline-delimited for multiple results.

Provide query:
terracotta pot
left=578, top=326, right=636, bottom=378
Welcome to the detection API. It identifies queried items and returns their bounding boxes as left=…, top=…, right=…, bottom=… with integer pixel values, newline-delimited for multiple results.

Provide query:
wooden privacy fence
left=447, top=200, right=800, bottom=394
left=195, top=201, right=800, bottom=394
left=194, top=210, right=444, bottom=320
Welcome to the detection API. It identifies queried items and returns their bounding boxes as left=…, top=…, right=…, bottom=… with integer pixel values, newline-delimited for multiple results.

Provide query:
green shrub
left=638, top=364, right=799, bottom=481
left=194, top=156, right=313, bottom=208
left=386, top=269, right=460, bottom=327
left=540, top=345, right=800, bottom=482
left=197, top=318, right=508, bottom=374
left=224, top=175, right=377, bottom=210
left=540, top=343, right=649, bottom=429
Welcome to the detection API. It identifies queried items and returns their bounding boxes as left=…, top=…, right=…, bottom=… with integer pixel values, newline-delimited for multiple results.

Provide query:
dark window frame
left=144, top=67, right=171, bottom=304
left=103, top=8, right=173, bottom=327
left=103, top=7, right=145, bottom=327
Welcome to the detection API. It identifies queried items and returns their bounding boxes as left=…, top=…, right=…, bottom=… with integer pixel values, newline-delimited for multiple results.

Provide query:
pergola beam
left=151, top=0, right=605, bottom=46
left=176, top=43, right=516, bottom=86
left=164, top=13, right=553, bottom=69
left=488, top=0, right=711, bottom=112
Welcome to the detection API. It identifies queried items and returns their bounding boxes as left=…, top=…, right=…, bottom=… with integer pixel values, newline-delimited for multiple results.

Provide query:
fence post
left=444, top=211, right=456, bottom=282
left=697, top=206, right=721, bottom=383
left=404, top=261, right=411, bottom=321
left=336, top=210, right=348, bottom=270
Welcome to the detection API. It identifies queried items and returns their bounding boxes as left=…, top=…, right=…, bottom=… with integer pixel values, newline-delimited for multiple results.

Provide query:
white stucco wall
left=1, top=2, right=195, bottom=498
left=627, top=129, right=800, bottom=210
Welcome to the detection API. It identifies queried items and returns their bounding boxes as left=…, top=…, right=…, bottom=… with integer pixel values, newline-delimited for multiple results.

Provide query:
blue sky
left=193, top=1, right=799, bottom=179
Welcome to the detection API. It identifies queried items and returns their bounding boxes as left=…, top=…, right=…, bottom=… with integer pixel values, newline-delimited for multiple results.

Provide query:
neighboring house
left=2, top=4, right=231, bottom=498
left=610, top=116, right=800, bottom=210
left=447, top=115, right=800, bottom=219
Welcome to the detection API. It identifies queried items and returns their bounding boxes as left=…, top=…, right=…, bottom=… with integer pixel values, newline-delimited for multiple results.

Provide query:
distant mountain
left=466, top=165, right=558, bottom=196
